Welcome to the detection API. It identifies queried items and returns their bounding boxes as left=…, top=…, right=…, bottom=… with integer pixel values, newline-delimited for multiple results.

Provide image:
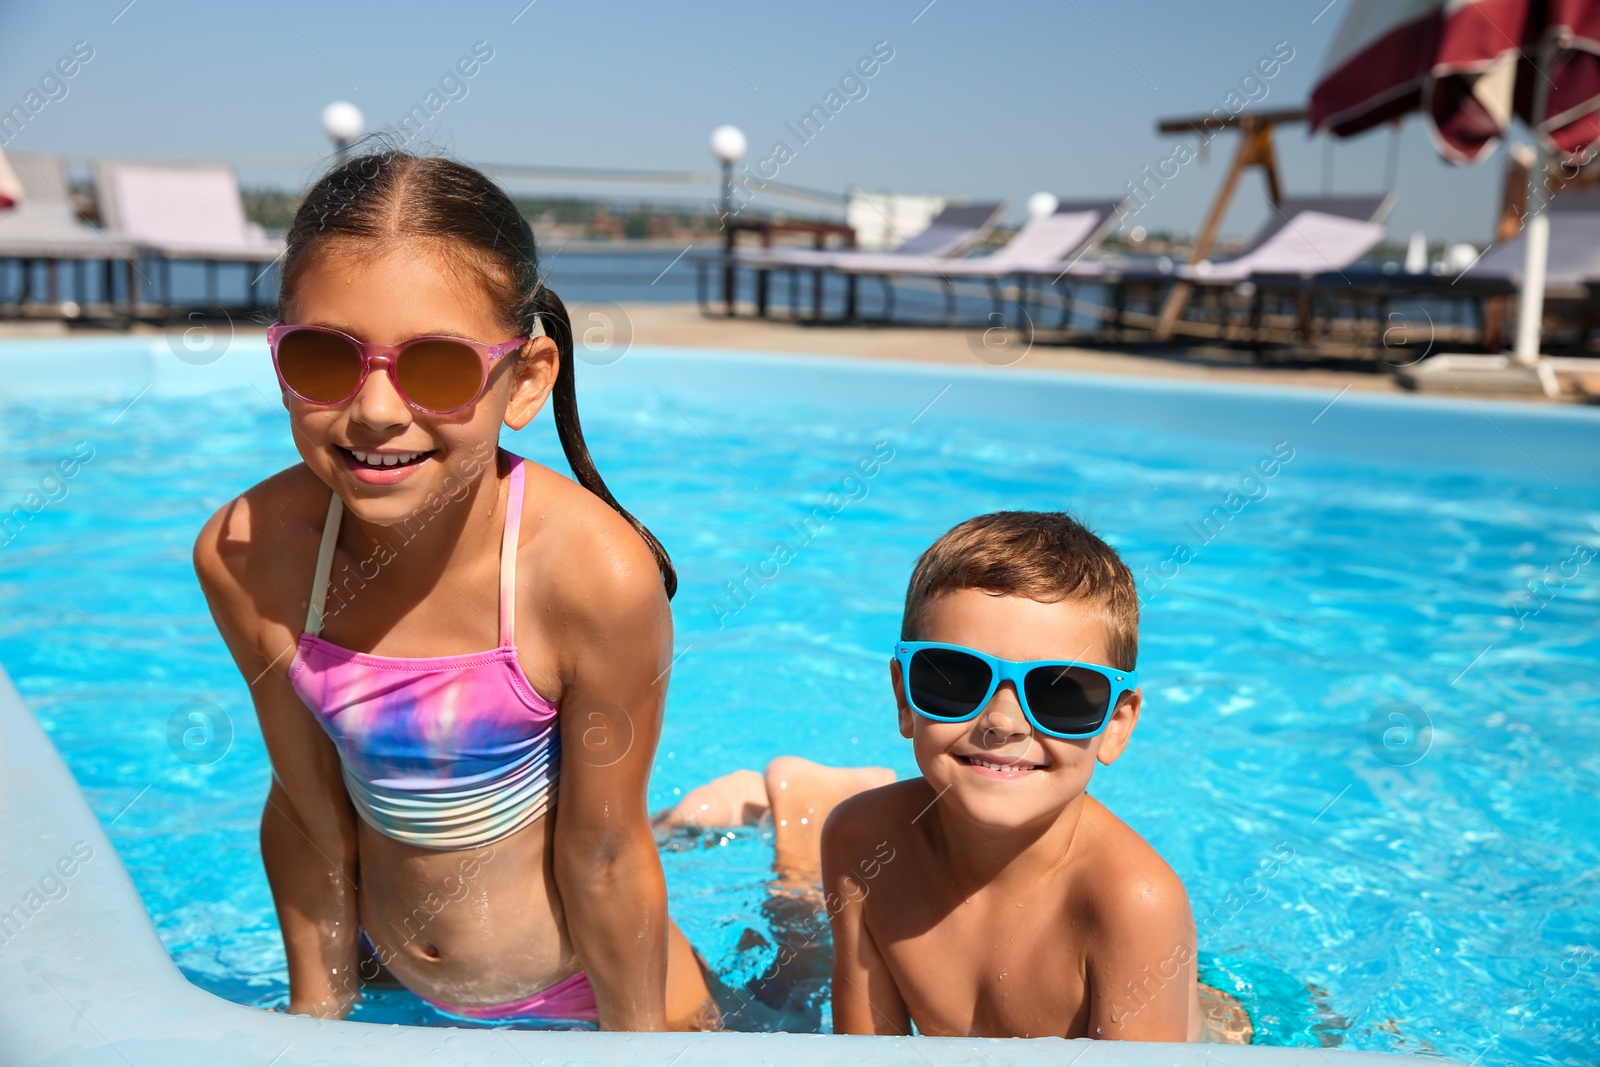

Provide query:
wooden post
left=723, top=220, right=736, bottom=317
left=756, top=228, right=772, bottom=318
left=1483, top=147, right=1532, bottom=351
left=1149, top=108, right=1305, bottom=342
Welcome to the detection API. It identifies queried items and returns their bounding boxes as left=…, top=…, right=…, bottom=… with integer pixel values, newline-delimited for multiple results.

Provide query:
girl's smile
left=336, top=444, right=439, bottom=484
left=280, top=245, right=527, bottom=521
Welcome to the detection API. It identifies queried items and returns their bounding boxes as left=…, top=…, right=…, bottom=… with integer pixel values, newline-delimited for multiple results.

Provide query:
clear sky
left=2, top=0, right=1513, bottom=244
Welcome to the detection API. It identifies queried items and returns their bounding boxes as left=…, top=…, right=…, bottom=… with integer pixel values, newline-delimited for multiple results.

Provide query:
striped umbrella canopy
left=1311, top=0, right=1600, bottom=163
left=0, top=149, right=21, bottom=211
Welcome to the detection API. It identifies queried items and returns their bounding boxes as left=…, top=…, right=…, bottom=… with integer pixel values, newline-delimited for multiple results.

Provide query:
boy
left=821, top=511, right=1248, bottom=1042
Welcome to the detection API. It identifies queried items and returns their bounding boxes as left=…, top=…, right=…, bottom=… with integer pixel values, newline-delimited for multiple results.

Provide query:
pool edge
left=0, top=665, right=1458, bottom=1065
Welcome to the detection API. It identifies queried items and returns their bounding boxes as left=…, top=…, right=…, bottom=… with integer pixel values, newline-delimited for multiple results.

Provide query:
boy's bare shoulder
left=822, top=779, right=932, bottom=861
left=1076, top=796, right=1192, bottom=935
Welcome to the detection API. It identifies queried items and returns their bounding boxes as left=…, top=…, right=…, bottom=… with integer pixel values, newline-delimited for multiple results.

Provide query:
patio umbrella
left=0, top=148, right=22, bottom=210
left=1310, top=0, right=1600, bottom=365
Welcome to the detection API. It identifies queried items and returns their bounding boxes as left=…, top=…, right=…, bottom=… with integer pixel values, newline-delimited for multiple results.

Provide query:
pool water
left=0, top=340, right=1597, bottom=1063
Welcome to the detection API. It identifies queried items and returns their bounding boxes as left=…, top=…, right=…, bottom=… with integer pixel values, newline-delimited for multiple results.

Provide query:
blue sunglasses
left=894, top=641, right=1138, bottom=740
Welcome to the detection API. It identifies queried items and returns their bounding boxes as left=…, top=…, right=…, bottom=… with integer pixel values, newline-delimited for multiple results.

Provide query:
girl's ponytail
left=536, top=286, right=678, bottom=599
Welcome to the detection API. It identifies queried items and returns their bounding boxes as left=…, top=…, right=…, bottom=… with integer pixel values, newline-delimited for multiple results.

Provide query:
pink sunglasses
left=267, top=323, right=529, bottom=414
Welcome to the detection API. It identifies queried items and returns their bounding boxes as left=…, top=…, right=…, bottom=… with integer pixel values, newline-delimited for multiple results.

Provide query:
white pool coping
left=0, top=665, right=1449, bottom=1066
left=0, top=338, right=1501, bottom=1065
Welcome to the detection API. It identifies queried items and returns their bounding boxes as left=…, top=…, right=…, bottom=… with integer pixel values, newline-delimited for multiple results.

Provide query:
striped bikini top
left=288, top=454, right=561, bottom=850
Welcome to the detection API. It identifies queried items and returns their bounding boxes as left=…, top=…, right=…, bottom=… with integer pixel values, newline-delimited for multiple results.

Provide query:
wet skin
left=823, top=588, right=1203, bottom=1041
left=196, top=241, right=710, bottom=1028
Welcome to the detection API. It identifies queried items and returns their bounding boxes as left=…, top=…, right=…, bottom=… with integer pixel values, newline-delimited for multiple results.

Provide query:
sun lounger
left=0, top=153, right=130, bottom=260
left=1068, top=195, right=1394, bottom=286
left=1070, top=194, right=1395, bottom=342
left=1460, top=188, right=1600, bottom=300
left=738, top=201, right=1008, bottom=271
left=1247, top=190, right=1600, bottom=354
left=1178, top=194, right=1394, bottom=282
left=91, top=159, right=284, bottom=314
left=699, top=200, right=1008, bottom=321
left=836, top=199, right=1126, bottom=279
left=824, top=198, right=1128, bottom=324
left=0, top=153, right=138, bottom=316
left=94, top=159, right=283, bottom=263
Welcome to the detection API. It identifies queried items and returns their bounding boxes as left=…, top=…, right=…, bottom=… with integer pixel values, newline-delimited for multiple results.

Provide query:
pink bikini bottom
left=420, top=969, right=599, bottom=1024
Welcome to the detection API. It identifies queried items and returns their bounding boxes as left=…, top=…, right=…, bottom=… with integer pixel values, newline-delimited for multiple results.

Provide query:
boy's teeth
left=971, top=756, right=1035, bottom=772
left=351, top=449, right=423, bottom=468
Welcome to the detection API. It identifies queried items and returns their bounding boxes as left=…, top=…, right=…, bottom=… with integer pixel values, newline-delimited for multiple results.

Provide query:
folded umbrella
left=0, top=148, right=22, bottom=210
left=1310, top=0, right=1600, bottom=370
left=1311, top=0, right=1600, bottom=163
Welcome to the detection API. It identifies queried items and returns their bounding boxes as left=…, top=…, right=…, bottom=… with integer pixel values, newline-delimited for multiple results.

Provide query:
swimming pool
left=1, top=336, right=1595, bottom=1064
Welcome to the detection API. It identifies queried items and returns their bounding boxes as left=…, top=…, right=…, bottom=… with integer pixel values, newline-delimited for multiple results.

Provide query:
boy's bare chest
left=872, top=886, right=1094, bottom=1038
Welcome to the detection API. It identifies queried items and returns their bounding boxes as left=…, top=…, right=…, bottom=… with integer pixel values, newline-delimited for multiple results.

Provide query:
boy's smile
left=893, top=588, right=1141, bottom=829
left=956, top=751, right=1050, bottom=777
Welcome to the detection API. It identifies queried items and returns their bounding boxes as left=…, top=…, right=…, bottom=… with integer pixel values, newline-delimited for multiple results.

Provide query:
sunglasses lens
left=1023, top=666, right=1113, bottom=736
left=908, top=648, right=994, bottom=718
left=276, top=329, right=362, bottom=403
left=396, top=339, right=485, bottom=412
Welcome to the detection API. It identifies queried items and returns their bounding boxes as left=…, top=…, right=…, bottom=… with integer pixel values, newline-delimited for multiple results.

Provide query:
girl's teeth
left=351, top=450, right=423, bottom=468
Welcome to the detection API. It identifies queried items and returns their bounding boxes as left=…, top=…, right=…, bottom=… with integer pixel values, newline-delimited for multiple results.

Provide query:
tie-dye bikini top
left=288, top=454, right=560, bottom=850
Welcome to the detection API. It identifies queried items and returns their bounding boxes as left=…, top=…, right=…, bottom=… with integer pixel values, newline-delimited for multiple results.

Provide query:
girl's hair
left=278, top=150, right=677, bottom=598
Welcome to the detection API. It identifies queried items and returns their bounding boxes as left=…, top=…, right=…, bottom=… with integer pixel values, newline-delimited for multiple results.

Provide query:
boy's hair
left=900, top=511, right=1139, bottom=671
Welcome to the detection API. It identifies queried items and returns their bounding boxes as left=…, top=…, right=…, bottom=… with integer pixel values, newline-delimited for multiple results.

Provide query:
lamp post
left=709, top=124, right=747, bottom=223
left=709, top=125, right=747, bottom=317
left=1026, top=192, right=1059, bottom=221
left=322, top=101, right=365, bottom=162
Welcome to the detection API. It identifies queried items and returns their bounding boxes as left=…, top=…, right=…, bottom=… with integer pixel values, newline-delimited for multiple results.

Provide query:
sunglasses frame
left=894, top=640, right=1138, bottom=740
left=267, top=322, right=529, bottom=415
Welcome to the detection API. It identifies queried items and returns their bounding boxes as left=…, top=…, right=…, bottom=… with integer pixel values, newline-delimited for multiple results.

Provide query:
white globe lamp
left=710, top=125, right=747, bottom=224
left=710, top=125, right=747, bottom=164
left=1026, top=192, right=1059, bottom=221
left=322, top=101, right=365, bottom=159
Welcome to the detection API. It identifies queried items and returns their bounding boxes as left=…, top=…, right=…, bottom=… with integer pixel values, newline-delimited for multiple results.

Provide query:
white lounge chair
left=1071, top=194, right=1395, bottom=342
left=0, top=153, right=130, bottom=260
left=829, top=198, right=1129, bottom=324
left=837, top=199, right=1126, bottom=279
left=0, top=153, right=136, bottom=316
left=1464, top=189, right=1600, bottom=300
left=93, top=159, right=284, bottom=312
left=94, top=160, right=283, bottom=263
left=739, top=201, right=1009, bottom=271
left=1177, top=194, right=1394, bottom=282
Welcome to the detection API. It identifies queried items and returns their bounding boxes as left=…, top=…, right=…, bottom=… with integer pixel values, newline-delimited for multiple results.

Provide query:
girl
left=194, top=151, right=713, bottom=1029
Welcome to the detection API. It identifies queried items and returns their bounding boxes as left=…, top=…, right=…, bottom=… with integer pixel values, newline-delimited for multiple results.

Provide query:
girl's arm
left=550, top=535, right=674, bottom=1031
left=195, top=499, right=362, bottom=1018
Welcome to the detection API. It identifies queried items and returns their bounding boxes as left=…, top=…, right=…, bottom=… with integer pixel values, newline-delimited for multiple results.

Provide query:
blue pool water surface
left=0, top=339, right=1597, bottom=1062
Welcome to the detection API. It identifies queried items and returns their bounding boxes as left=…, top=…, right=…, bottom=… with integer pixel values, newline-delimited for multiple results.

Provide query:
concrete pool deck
left=618, top=303, right=1600, bottom=402
left=5, top=304, right=1599, bottom=402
